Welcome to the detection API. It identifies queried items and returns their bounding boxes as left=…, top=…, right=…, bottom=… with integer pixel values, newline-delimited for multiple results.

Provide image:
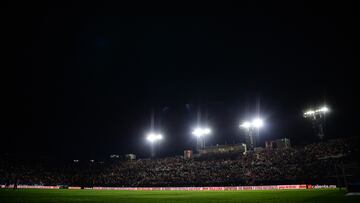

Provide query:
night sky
left=2, top=2, right=354, bottom=160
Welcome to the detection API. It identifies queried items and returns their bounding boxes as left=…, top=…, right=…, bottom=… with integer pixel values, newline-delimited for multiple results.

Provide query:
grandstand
left=1, top=137, right=359, bottom=189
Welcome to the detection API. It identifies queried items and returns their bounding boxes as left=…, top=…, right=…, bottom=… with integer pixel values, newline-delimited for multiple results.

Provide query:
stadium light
left=252, top=118, right=263, bottom=128
left=146, top=132, right=163, bottom=158
left=192, top=128, right=203, bottom=137
left=192, top=127, right=211, bottom=151
left=240, top=121, right=252, bottom=129
left=240, top=118, right=264, bottom=129
left=146, top=133, right=163, bottom=143
left=303, top=106, right=329, bottom=118
left=239, top=118, right=264, bottom=150
left=203, top=128, right=211, bottom=134
left=304, top=110, right=315, bottom=116
left=192, top=127, right=211, bottom=137
left=303, top=105, right=330, bottom=140
left=317, top=106, right=329, bottom=113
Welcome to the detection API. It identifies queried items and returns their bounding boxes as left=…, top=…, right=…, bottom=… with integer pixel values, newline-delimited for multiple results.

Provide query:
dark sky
left=2, top=1, right=354, bottom=160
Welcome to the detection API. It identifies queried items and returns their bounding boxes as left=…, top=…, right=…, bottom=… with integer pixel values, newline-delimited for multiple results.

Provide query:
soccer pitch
left=0, top=189, right=359, bottom=203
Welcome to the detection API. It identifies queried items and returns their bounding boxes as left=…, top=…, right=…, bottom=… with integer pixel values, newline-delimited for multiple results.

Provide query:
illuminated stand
left=239, top=118, right=263, bottom=150
left=192, top=127, right=211, bottom=152
left=303, top=106, right=329, bottom=141
left=146, top=132, right=163, bottom=157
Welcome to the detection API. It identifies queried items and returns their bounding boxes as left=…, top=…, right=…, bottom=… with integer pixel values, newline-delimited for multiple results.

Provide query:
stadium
left=1, top=134, right=360, bottom=202
left=1, top=2, right=356, bottom=203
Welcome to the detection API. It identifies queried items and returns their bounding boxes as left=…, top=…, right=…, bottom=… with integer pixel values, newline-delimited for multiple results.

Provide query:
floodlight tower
left=239, top=118, right=263, bottom=150
left=192, top=127, right=211, bottom=152
left=303, top=106, right=329, bottom=140
left=146, top=132, right=163, bottom=157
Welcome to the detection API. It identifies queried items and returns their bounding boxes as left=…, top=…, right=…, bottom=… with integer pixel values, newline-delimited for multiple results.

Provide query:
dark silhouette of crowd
left=1, top=138, right=359, bottom=187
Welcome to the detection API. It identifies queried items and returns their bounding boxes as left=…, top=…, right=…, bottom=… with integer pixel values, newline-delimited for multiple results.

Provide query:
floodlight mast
left=146, top=132, right=163, bottom=157
left=192, top=127, right=211, bottom=152
left=303, top=106, right=329, bottom=140
left=240, top=118, right=263, bottom=150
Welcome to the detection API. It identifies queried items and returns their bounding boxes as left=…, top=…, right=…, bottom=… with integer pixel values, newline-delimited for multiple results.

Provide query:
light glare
left=304, top=106, right=330, bottom=117
left=192, top=128, right=203, bottom=137
left=192, top=127, right=211, bottom=137
left=240, top=119, right=264, bottom=129
left=304, top=110, right=315, bottom=115
left=156, top=134, right=163, bottom=140
left=317, top=106, right=329, bottom=113
left=146, top=133, right=163, bottom=142
left=252, top=118, right=263, bottom=128
left=203, top=128, right=211, bottom=134
left=240, top=121, right=252, bottom=128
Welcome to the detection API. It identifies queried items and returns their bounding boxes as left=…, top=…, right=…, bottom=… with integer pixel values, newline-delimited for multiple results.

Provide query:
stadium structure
left=1, top=137, right=359, bottom=190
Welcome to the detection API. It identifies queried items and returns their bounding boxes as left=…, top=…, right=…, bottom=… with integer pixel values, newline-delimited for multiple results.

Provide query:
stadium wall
left=91, top=185, right=308, bottom=190
left=1, top=184, right=336, bottom=190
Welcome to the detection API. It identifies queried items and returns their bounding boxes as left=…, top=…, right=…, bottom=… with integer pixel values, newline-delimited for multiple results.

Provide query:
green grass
left=0, top=189, right=359, bottom=203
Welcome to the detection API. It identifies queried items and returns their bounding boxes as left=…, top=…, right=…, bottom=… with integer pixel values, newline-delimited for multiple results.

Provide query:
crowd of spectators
left=1, top=138, right=359, bottom=187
